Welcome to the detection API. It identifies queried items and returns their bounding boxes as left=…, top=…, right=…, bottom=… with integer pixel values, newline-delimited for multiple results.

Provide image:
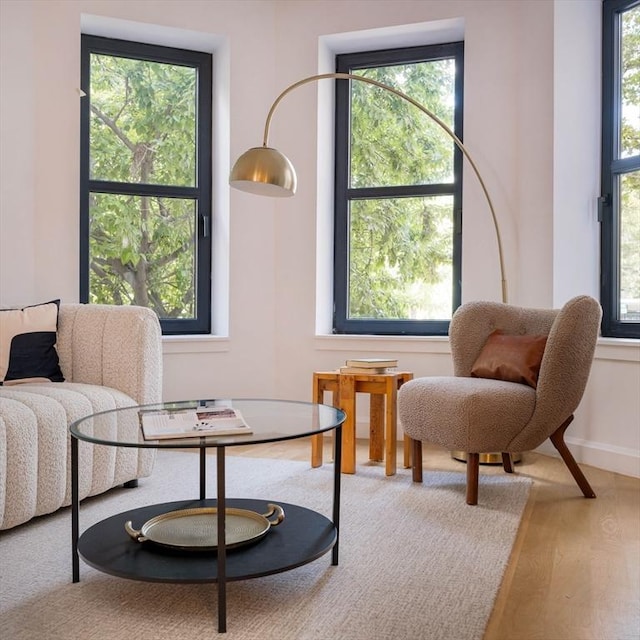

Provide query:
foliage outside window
left=602, top=0, right=640, bottom=338
left=80, top=36, right=212, bottom=334
left=333, top=43, right=463, bottom=336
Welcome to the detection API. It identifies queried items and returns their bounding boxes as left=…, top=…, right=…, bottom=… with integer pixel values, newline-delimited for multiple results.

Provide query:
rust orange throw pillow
left=471, top=330, right=547, bottom=388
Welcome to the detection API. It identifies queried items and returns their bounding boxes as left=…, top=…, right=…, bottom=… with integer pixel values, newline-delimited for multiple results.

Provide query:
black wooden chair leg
left=466, top=453, right=479, bottom=505
left=412, top=438, right=423, bottom=483
left=502, top=452, right=514, bottom=473
left=549, top=415, right=596, bottom=498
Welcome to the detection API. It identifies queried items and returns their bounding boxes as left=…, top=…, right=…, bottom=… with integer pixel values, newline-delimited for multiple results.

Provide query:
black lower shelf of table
left=77, top=498, right=337, bottom=583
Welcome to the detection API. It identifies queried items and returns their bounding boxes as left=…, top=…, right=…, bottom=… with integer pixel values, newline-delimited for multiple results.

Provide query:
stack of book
left=339, top=358, right=398, bottom=374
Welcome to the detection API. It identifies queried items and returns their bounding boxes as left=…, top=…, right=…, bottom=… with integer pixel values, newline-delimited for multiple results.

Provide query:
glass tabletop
left=70, top=398, right=345, bottom=449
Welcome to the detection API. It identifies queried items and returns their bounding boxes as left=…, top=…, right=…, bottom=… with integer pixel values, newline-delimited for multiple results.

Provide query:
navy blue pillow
left=0, top=300, right=64, bottom=385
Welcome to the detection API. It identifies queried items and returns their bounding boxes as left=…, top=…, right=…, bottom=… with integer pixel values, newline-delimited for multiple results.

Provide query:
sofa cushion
left=0, top=382, right=155, bottom=530
left=0, top=300, right=64, bottom=385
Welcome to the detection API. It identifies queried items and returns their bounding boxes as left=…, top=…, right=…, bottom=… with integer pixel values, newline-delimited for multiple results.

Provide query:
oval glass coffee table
left=70, top=399, right=345, bottom=633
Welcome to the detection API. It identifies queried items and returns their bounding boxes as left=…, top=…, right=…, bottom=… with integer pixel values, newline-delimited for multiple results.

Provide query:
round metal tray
left=124, top=503, right=284, bottom=551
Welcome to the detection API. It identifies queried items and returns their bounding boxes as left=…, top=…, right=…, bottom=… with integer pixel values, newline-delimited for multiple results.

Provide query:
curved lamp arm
left=230, top=71, right=507, bottom=303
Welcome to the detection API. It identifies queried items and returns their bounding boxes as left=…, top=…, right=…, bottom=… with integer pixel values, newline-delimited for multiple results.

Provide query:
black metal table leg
left=71, top=436, right=79, bottom=582
left=332, top=424, right=342, bottom=566
left=200, top=445, right=207, bottom=500
left=216, top=447, right=227, bottom=632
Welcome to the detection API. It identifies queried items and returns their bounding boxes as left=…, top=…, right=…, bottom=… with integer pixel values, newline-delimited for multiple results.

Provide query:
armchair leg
left=502, top=452, right=514, bottom=473
left=412, top=438, right=423, bottom=483
left=549, top=415, right=596, bottom=499
left=466, top=453, right=479, bottom=505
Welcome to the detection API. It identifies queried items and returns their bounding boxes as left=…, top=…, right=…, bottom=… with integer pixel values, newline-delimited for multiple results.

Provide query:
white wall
left=0, top=1, right=36, bottom=303
left=1, top=0, right=638, bottom=478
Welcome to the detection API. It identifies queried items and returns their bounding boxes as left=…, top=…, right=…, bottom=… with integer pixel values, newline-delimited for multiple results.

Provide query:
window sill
left=314, top=334, right=639, bottom=361
left=160, top=334, right=638, bottom=361
left=162, top=335, right=229, bottom=354
left=314, top=333, right=451, bottom=355
left=595, top=337, right=640, bottom=362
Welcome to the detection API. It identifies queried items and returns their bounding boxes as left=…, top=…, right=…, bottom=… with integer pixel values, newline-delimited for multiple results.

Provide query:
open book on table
left=139, top=406, right=252, bottom=440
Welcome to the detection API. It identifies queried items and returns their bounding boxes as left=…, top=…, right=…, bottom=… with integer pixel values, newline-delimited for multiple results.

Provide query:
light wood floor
left=226, top=438, right=640, bottom=640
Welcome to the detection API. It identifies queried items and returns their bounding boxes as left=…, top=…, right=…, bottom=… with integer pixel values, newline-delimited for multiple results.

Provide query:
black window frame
left=601, top=0, right=640, bottom=338
left=333, top=42, right=464, bottom=336
left=80, top=35, right=212, bottom=335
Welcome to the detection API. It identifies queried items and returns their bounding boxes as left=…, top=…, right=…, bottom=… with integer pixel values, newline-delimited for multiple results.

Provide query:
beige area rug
left=0, top=451, right=531, bottom=640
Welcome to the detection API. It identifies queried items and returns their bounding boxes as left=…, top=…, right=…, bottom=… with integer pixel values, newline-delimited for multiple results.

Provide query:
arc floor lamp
left=229, top=72, right=511, bottom=465
left=229, top=71, right=508, bottom=303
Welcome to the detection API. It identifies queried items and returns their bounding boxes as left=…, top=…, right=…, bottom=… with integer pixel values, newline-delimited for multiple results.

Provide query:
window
left=80, top=36, right=212, bottom=335
left=601, top=0, right=640, bottom=338
left=333, top=43, right=463, bottom=336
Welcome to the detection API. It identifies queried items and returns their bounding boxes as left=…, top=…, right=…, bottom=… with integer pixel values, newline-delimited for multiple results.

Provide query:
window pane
left=620, top=171, right=640, bottom=321
left=621, top=6, right=640, bottom=159
left=88, top=193, right=197, bottom=319
left=89, top=54, right=197, bottom=186
left=348, top=196, right=453, bottom=320
left=350, top=60, right=456, bottom=188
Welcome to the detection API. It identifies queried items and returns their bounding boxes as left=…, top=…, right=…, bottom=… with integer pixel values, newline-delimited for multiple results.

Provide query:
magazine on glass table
left=139, top=405, right=252, bottom=440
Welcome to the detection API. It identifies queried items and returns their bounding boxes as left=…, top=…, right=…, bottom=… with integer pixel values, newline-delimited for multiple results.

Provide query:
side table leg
left=369, top=394, right=384, bottom=462
left=311, top=434, right=324, bottom=468
left=311, top=375, right=324, bottom=468
left=384, top=377, right=398, bottom=476
left=338, top=375, right=356, bottom=474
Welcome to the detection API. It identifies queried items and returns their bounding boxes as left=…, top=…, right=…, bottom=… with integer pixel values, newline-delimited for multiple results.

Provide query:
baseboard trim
left=350, top=422, right=640, bottom=479
left=536, top=437, right=640, bottom=479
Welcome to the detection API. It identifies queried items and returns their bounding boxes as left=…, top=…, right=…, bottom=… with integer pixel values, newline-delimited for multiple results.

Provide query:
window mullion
left=88, top=180, right=200, bottom=199
left=611, top=156, right=640, bottom=173
left=347, top=184, right=457, bottom=200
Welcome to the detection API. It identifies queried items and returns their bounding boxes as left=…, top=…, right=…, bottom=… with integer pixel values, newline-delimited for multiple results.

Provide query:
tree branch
left=90, top=104, right=136, bottom=152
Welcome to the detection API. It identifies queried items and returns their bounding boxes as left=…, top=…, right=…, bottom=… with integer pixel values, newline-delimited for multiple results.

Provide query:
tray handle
left=124, top=520, right=148, bottom=542
left=263, top=503, right=285, bottom=527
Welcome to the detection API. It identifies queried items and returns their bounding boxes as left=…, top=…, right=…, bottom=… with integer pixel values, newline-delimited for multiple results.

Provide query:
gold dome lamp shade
left=229, top=146, right=297, bottom=197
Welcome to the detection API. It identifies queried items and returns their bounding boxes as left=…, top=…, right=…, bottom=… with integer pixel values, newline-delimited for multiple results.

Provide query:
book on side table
left=339, top=366, right=394, bottom=374
left=139, top=406, right=252, bottom=440
left=344, top=358, right=398, bottom=368
left=340, top=357, right=399, bottom=374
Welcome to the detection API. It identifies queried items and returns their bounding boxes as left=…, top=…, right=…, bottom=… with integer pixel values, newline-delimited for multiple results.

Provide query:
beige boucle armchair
left=398, top=295, right=601, bottom=505
left=0, top=303, right=162, bottom=529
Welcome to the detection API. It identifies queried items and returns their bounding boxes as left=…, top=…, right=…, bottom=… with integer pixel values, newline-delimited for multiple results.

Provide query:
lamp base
left=451, top=451, right=522, bottom=465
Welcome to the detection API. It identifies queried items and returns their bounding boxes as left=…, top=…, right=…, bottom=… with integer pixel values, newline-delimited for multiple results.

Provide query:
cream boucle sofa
left=0, top=303, right=162, bottom=530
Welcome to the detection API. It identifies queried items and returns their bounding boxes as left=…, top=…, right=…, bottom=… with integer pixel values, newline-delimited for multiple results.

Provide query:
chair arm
left=508, top=295, right=602, bottom=451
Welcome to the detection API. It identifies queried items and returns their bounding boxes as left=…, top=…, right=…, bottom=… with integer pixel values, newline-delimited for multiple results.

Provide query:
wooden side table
left=311, top=370, right=413, bottom=475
